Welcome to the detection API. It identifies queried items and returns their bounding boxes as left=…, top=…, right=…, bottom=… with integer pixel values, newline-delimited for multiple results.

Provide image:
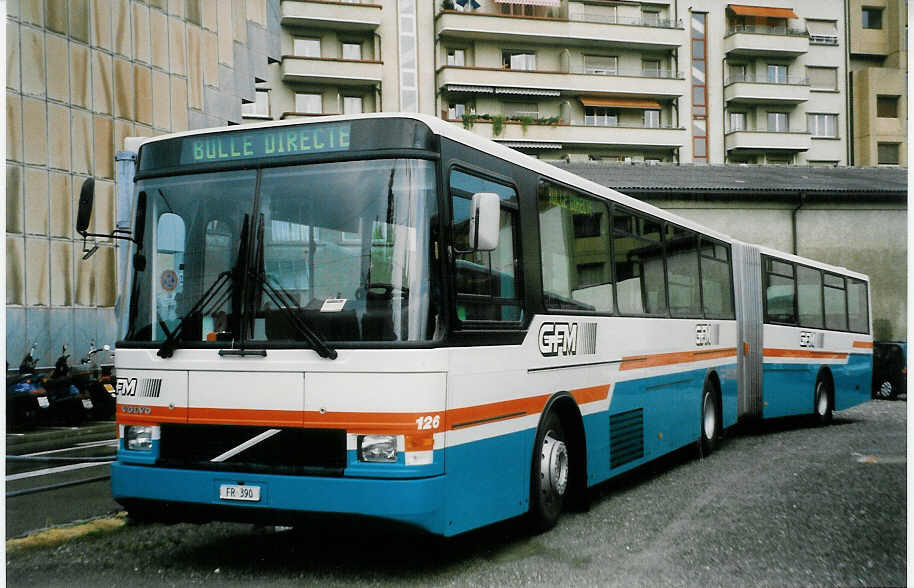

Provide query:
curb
left=6, top=422, right=117, bottom=455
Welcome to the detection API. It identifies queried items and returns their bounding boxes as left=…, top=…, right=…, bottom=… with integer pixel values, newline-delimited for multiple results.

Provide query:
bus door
left=732, top=242, right=763, bottom=419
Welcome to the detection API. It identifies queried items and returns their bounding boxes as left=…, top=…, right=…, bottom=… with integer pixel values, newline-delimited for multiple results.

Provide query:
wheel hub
left=879, top=381, right=893, bottom=398
left=703, top=394, right=717, bottom=440
left=817, top=383, right=828, bottom=415
left=540, top=433, right=568, bottom=499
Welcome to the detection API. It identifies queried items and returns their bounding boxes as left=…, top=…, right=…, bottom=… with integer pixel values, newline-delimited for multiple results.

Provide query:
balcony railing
left=726, top=24, right=808, bottom=37
left=725, top=74, right=809, bottom=86
left=582, top=121, right=679, bottom=129
left=809, top=35, right=839, bottom=46
left=568, top=12, right=681, bottom=28
left=438, top=9, right=681, bottom=29
left=725, top=128, right=809, bottom=134
left=571, top=65, right=683, bottom=79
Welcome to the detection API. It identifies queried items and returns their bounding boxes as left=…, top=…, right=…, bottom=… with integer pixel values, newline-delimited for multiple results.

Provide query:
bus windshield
left=124, top=158, right=440, bottom=346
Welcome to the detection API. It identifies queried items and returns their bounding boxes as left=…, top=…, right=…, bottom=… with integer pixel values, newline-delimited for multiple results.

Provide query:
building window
left=447, top=48, right=465, bottom=66
left=728, top=63, right=747, bottom=82
left=877, top=95, right=899, bottom=118
left=584, top=107, right=619, bottom=127
left=862, top=7, right=883, bottom=29
left=584, top=55, right=617, bottom=75
left=767, top=64, right=787, bottom=84
left=449, top=102, right=470, bottom=119
left=343, top=96, right=363, bottom=114
left=241, top=89, right=270, bottom=117
left=504, top=102, right=538, bottom=118
left=642, top=9, right=660, bottom=26
left=502, top=51, right=536, bottom=70
left=295, top=93, right=322, bottom=113
left=341, top=42, right=362, bottom=60
left=767, top=112, right=788, bottom=132
left=294, top=38, right=321, bottom=58
left=643, top=109, right=660, bottom=128
left=641, top=60, right=661, bottom=77
left=808, top=113, right=837, bottom=137
left=877, top=143, right=900, bottom=165
left=729, top=112, right=746, bottom=131
left=807, top=66, right=838, bottom=90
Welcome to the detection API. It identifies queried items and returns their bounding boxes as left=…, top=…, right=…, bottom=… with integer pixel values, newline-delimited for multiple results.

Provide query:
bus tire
left=700, top=380, right=719, bottom=455
left=813, top=377, right=833, bottom=425
left=529, top=411, right=568, bottom=532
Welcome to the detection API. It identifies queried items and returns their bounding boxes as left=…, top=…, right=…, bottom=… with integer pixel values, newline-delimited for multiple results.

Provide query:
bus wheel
left=700, top=382, right=719, bottom=455
left=814, top=378, right=833, bottom=425
left=875, top=378, right=897, bottom=400
left=530, top=412, right=568, bottom=532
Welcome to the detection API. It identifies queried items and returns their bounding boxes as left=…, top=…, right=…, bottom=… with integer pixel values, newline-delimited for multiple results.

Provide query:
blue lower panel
left=763, top=354, right=872, bottom=418
left=443, top=428, right=535, bottom=536
left=111, top=462, right=447, bottom=535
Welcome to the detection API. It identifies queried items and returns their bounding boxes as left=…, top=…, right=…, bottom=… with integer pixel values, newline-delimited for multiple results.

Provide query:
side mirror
left=76, top=178, right=95, bottom=235
left=469, top=192, right=500, bottom=251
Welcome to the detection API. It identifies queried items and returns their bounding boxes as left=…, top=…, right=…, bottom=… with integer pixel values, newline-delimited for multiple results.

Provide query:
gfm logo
left=539, top=322, right=578, bottom=357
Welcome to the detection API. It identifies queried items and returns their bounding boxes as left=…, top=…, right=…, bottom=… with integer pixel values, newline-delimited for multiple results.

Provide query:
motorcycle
left=41, top=345, right=94, bottom=426
left=6, top=344, right=51, bottom=429
left=72, top=342, right=116, bottom=420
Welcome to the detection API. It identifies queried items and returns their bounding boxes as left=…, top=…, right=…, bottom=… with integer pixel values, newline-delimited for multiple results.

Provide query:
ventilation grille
left=610, top=409, right=644, bottom=469
left=157, top=424, right=346, bottom=476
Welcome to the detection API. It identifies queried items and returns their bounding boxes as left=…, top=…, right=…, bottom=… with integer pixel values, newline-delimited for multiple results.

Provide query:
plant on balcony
left=461, top=112, right=478, bottom=130
left=441, top=0, right=455, bottom=10
left=491, top=114, right=505, bottom=136
left=516, top=115, right=535, bottom=134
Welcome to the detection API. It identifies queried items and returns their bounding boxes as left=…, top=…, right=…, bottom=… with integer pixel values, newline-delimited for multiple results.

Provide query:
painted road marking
left=6, top=461, right=113, bottom=482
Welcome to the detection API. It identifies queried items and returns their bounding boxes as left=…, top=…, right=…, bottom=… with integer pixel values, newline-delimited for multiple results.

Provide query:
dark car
left=873, top=341, right=906, bottom=400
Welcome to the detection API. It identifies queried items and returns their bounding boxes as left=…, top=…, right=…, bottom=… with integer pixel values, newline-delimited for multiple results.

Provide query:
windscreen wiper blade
left=249, top=215, right=337, bottom=360
left=157, top=215, right=251, bottom=359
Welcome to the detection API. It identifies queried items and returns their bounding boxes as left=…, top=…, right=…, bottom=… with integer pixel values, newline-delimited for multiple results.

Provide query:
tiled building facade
left=6, top=0, right=280, bottom=366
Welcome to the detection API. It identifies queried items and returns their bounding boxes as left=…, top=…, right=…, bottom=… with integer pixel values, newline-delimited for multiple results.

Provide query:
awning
left=579, top=96, right=662, bottom=109
left=495, top=87, right=561, bottom=96
left=446, top=85, right=493, bottom=93
left=495, top=0, right=561, bottom=6
left=728, top=4, right=798, bottom=19
left=499, top=141, right=563, bottom=149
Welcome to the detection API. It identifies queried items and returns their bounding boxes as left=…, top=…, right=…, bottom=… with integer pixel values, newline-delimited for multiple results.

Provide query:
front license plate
left=37, top=397, right=49, bottom=408
left=82, top=398, right=94, bottom=409
left=219, top=484, right=261, bottom=502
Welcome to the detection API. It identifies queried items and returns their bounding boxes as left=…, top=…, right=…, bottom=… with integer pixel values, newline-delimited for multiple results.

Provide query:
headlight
left=125, top=425, right=156, bottom=451
left=358, top=434, right=398, bottom=463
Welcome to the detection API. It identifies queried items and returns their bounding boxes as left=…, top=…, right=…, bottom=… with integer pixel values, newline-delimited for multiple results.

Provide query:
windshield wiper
left=156, top=215, right=251, bottom=359
left=249, top=215, right=337, bottom=360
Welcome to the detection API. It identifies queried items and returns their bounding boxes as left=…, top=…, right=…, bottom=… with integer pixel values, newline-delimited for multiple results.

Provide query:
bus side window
left=665, top=224, right=700, bottom=318
left=847, top=278, right=869, bottom=333
left=449, top=169, right=522, bottom=323
left=537, top=180, right=612, bottom=313
left=796, top=265, right=824, bottom=329
left=764, top=257, right=796, bottom=324
left=823, top=273, right=847, bottom=331
left=613, top=208, right=665, bottom=315
left=700, top=239, right=734, bottom=319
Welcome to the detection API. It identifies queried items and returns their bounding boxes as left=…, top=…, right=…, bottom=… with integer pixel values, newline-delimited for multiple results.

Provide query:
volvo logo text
left=121, top=406, right=152, bottom=415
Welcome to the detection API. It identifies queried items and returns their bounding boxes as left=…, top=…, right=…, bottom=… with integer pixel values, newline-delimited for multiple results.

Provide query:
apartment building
left=254, top=0, right=897, bottom=166
left=847, top=0, right=907, bottom=165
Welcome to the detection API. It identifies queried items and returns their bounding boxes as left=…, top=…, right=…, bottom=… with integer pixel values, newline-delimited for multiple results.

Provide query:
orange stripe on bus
left=448, top=394, right=549, bottom=430
left=570, top=384, right=610, bottom=404
left=620, top=347, right=738, bottom=371
left=762, top=348, right=848, bottom=360
left=852, top=340, right=873, bottom=349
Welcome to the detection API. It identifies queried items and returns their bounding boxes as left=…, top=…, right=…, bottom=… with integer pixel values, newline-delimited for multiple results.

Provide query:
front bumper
left=110, top=462, right=447, bottom=534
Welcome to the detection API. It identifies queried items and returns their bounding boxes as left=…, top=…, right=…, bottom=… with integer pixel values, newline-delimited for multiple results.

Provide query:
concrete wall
left=643, top=197, right=907, bottom=340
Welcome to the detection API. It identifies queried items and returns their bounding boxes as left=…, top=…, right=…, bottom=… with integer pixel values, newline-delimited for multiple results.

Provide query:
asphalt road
left=6, top=399, right=906, bottom=587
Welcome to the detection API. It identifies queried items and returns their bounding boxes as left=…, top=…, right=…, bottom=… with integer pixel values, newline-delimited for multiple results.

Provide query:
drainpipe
left=791, top=192, right=806, bottom=255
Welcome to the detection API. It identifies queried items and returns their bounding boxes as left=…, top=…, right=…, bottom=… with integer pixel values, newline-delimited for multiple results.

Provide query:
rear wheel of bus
left=700, top=380, right=719, bottom=456
left=813, top=376, right=833, bottom=425
left=529, top=411, right=568, bottom=532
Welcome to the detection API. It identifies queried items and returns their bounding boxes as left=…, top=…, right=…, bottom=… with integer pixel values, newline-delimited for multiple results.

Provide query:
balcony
left=724, top=76, right=810, bottom=104
left=280, top=0, right=382, bottom=31
left=281, top=56, right=383, bottom=86
left=438, top=66, right=684, bottom=99
left=451, top=119, right=686, bottom=149
left=436, top=10, right=682, bottom=50
left=724, top=25, right=809, bottom=56
left=725, top=130, right=811, bottom=152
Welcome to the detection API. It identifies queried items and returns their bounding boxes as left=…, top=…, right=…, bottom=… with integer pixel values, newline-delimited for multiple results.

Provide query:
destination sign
left=179, top=123, right=351, bottom=165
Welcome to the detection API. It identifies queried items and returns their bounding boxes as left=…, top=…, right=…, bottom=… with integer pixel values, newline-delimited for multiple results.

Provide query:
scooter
left=72, top=342, right=116, bottom=420
left=41, top=345, right=94, bottom=426
left=6, top=344, right=51, bottom=429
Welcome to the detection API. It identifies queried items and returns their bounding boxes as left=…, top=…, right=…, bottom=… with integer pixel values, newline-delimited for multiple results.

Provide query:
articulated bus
left=79, top=113, right=872, bottom=536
